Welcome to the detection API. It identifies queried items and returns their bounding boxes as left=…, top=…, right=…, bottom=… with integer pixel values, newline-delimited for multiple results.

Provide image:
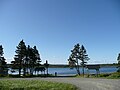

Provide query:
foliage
left=11, top=40, right=41, bottom=76
left=44, top=60, right=49, bottom=75
left=0, top=45, right=7, bottom=75
left=117, top=53, right=120, bottom=72
left=107, top=72, right=120, bottom=79
left=98, top=73, right=110, bottom=77
left=12, top=40, right=26, bottom=76
left=26, top=45, right=41, bottom=75
left=117, top=53, right=120, bottom=64
left=117, top=68, right=120, bottom=72
left=0, top=45, right=4, bottom=56
left=68, top=43, right=89, bottom=75
left=84, top=72, right=120, bottom=79
left=0, top=80, right=77, bottom=90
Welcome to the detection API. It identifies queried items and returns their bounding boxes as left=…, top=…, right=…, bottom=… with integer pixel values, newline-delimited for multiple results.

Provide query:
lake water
left=48, top=66, right=117, bottom=76
left=9, top=66, right=118, bottom=76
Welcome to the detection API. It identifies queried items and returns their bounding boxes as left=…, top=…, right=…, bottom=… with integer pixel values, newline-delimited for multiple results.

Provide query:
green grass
left=0, top=80, right=77, bottom=90
left=74, top=72, right=120, bottom=79
left=107, top=72, right=120, bottom=79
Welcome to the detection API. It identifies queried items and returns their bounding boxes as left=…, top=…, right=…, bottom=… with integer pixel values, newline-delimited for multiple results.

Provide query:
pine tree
left=68, top=44, right=81, bottom=75
left=117, top=53, right=120, bottom=72
left=80, top=45, right=89, bottom=76
left=14, top=40, right=26, bottom=76
left=11, top=40, right=41, bottom=76
left=0, top=45, right=7, bottom=75
left=28, top=46, right=41, bottom=75
left=68, top=43, right=89, bottom=76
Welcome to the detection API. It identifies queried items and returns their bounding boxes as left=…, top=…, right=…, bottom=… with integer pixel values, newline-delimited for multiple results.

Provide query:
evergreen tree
left=117, top=53, right=120, bottom=72
left=80, top=45, right=89, bottom=76
left=11, top=40, right=41, bottom=76
left=0, top=45, right=3, bottom=56
left=68, top=43, right=89, bottom=76
left=28, top=46, right=41, bottom=75
left=68, top=44, right=81, bottom=75
left=0, top=45, right=7, bottom=75
left=14, top=40, right=26, bottom=76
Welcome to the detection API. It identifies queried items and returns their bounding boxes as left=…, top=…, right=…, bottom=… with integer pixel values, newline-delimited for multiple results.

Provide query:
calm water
left=48, top=66, right=117, bottom=76
left=9, top=66, right=117, bottom=76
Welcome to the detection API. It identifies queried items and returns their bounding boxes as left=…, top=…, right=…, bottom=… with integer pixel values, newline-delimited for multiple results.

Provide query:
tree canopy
left=117, top=53, right=120, bottom=72
left=0, top=45, right=7, bottom=75
left=11, top=40, right=41, bottom=76
left=68, top=43, right=89, bottom=75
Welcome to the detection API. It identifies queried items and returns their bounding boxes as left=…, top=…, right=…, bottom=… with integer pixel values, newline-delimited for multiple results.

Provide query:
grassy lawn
left=75, top=72, right=120, bottom=79
left=0, top=80, right=77, bottom=90
left=102, top=72, right=120, bottom=79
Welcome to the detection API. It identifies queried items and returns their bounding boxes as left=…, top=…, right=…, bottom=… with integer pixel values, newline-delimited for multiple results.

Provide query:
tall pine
left=0, top=45, right=7, bottom=75
left=14, top=40, right=26, bottom=76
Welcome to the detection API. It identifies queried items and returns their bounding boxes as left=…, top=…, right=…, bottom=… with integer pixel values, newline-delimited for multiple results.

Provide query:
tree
left=44, top=60, right=49, bottom=75
left=14, top=40, right=26, bottom=76
left=11, top=40, right=41, bottom=76
left=68, top=44, right=81, bottom=75
left=0, top=45, right=3, bottom=56
left=80, top=45, right=89, bottom=76
left=68, top=43, right=89, bottom=76
left=0, top=45, right=7, bottom=75
left=28, top=46, right=41, bottom=75
left=117, top=53, right=120, bottom=72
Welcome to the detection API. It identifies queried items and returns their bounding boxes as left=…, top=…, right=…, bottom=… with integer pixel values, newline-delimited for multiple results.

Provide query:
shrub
left=99, top=73, right=110, bottom=77
left=108, top=72, right=120, bottom=79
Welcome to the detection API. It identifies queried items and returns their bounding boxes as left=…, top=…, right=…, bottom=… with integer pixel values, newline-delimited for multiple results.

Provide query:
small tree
left=44, top=60, right=49, bottom=75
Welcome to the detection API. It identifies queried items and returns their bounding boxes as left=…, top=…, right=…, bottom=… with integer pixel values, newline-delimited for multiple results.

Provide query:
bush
left=98, top=73, right=110, bottom=77
left=108, top=72, right=120, bottom=79
left=117, top=68, right=120, bottom=72
left=8, top=74, right=20, bottom=78
left=0, top=74, right=6, bottom=77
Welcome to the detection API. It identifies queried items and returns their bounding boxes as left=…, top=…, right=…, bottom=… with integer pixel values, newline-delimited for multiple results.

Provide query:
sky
left=0, top=0, right=120, bottom=64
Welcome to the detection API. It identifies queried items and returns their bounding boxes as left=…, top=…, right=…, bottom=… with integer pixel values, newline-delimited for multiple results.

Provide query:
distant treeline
left=7, top=63, right=118, bottom=68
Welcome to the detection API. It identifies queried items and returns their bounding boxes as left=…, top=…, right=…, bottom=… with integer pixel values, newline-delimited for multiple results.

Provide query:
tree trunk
left=76, top=59, right=80, bottom=75
left=30, top=67, right=34, bottom=76
left=77, top=69, right=80, bottom=75
left=23, top=68, right=26, bottom=76
left=75, top=64, right=80, bottom=75
left=46, top=67, right=48, bottom=75
left=19, top=68, right=21, bottom=76
left=82, top=66, right=84, bottom=76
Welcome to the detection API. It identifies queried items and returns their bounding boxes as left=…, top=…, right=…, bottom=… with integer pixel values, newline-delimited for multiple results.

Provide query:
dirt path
left=2, top=78, right=120, bottom=90
left=39, top=78, right=120, bottom=90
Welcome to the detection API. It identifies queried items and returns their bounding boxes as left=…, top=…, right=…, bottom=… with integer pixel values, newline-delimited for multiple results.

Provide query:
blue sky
left=0, top=0, right=120, bottom=64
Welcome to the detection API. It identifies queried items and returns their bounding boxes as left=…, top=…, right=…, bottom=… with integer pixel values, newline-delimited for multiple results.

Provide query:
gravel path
left=1, top=78, right=120, bottom=90
left=39, top=78, right=120, bottom=90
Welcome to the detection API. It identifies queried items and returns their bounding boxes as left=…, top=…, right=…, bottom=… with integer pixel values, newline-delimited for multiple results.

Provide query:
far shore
left=7, top=63, right=118, bottom=68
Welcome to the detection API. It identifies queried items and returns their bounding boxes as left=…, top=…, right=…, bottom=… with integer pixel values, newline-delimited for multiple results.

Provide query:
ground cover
left=0, top=79, right=77, bottom=90
left=75, top=72, right=120, bottom=79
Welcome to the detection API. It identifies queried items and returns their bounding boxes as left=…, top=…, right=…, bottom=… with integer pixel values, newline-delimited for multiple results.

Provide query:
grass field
left=75, top=72, right=120, bottom=79
left=0, top=80, right=77, bottom=90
